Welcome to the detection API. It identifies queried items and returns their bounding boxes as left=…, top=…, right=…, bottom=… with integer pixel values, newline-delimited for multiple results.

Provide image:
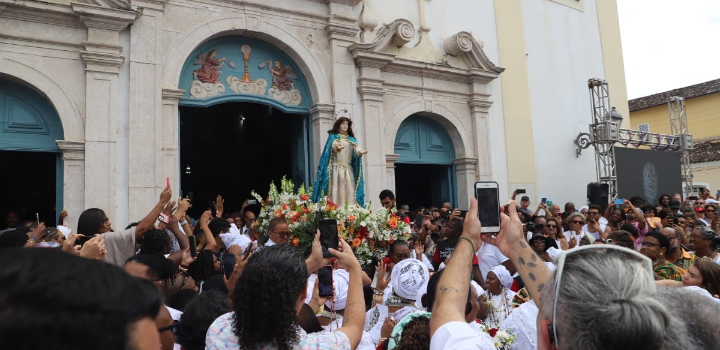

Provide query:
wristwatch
left=158, top=213, right=170, bottom=224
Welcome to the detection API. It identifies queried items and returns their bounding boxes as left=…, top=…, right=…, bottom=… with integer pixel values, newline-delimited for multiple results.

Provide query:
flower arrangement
left=252, top=177, right=411, bottom=266
left=482, top=325, right=517, bottom=350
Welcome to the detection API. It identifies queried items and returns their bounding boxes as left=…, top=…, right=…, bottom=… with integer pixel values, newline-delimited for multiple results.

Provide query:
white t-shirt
left=563, top=231, right=585, bottom=249
left=582, top=223, right=607, bottom=239
left=476, top=242, right=509, bottom=280
left=430, top=321, right=496, bottom=350
left=219, top=223, right=251, bottom=250
left=102, top=227, right=137, bottom=266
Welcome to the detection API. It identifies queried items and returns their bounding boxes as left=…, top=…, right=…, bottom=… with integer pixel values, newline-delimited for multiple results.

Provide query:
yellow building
left=629, top=79, right=720, bottom=194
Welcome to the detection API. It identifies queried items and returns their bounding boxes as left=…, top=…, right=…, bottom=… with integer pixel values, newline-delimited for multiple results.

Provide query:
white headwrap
left=546, top=247, right=562, bottom=264
left=326, top=268, right=350, bottom=310
left=490, top=265, right=513, bottom=290
left=391, top=258, right=430, bottom=300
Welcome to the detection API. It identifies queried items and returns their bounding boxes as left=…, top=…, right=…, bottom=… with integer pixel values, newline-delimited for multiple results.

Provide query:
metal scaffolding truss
left=575, top=80, right=694, bottom=199
left=667, top=97, right=694, bottom=196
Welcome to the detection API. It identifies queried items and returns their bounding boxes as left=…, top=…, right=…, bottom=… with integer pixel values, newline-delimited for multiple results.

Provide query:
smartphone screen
left=319, top=219, right=339, bottom=258
left=317, top=265, right=334, bottom=298
left=516, top=189, right=526, bottom=194
left=189, top=236, right=197, bottom=258
left=247, top=199, right=258, bottom=205
left=541, top=198, right=547, bottom=204
left=614, top=199, right=623, bottom=205
left=475, top=182, right=500, bottom=233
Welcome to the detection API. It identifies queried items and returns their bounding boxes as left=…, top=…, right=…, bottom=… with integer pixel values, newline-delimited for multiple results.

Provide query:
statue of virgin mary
left=312, top=116, right=367, bottom=206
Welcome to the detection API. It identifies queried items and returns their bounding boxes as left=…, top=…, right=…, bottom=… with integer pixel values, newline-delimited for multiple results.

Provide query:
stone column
left=161, top=88, right=185, bottom=202
left=127, top=0, right=169, bottom=221
left=354, top=52, right=393, bottom=208
left=72, top=3, right=136, bottom=224
left=57, top=141, right=86, bottom=229
left=385, top=154, right=400, bottom=194
left=309, top=103, right=335, bottom=178
left=469, top=70, right=495, bottom=180
left=453, top=157, right=478, bottom=208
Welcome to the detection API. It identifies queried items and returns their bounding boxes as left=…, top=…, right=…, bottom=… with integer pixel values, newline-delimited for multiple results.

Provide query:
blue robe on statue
left=312, top=133, right=365, bottom=206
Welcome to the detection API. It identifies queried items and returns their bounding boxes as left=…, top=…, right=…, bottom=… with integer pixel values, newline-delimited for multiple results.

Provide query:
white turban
left=490, top=265, right=513, bottom=290
left=391, top=258, right=430, bottom=300
left=325, top=268, right=350, bottom=310
left=546, top=247, right=562, bottom=264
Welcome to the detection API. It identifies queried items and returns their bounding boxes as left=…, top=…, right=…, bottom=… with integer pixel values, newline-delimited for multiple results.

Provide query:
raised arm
left=135, top=185, right=172, bottom=241
left=430, top=198, right=481, bottom=337
left=330, top=239, right=366, bottom=348
left=626, top=199, right=647, bottom=230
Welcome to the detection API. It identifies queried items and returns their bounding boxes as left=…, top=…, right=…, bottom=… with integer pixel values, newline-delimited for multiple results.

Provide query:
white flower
left=360, top=221, right=367, bottom=227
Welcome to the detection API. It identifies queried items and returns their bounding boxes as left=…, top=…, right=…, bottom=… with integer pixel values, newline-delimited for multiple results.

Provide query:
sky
left=617, top=0, right=720, bottom=99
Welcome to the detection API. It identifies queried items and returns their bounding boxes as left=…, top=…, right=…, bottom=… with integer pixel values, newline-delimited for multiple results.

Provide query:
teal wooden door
left=394, top=115, right=457, bottom=207
left=0, top=79, right=65, bottom=216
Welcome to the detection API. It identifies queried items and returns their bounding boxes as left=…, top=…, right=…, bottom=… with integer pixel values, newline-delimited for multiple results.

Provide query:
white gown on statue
left=329, top=135, right=363, bottom=206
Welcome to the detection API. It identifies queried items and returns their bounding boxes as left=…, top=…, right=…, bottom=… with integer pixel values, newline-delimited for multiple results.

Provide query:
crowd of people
left=1, top=185, right=720, bottom=350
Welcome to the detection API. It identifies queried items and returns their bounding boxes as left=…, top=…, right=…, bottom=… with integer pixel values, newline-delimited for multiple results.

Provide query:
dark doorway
left=394, top=163, right=455, bottom=212
left=0, top=151, right=58, bottom=229
left=180, top=102, right=310, bottom=217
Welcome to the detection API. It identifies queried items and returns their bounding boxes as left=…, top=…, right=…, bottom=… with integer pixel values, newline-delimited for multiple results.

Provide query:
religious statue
left=312, top=116, right=367, bottom=206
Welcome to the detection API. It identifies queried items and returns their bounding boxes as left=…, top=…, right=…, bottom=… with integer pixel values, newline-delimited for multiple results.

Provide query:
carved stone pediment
left=349, top=19, right=415, bottom=54
left=443, top=31, right=504, bottom=74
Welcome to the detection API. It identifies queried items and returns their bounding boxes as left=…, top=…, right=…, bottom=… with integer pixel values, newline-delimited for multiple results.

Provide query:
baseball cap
left=695, top=207, right=705, bottom=213
left=521, top=196, right=530, bottom=201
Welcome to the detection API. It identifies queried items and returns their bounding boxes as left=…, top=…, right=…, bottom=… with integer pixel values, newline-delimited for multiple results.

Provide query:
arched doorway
left=394, top=114, right=456, bottom=210
left=177, top=36, right=312, bottom=216
left=0, top=77, right=64, bottom=229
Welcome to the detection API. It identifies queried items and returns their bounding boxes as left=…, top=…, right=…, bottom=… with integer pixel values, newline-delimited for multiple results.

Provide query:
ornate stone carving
left=443, top=32, right=504, bottom=74
left=226, top=76, right=268, bottom=96
left=72, top=3, right=137, bottom=32
left=189, top=80, right=225, bottom=98
left=349, top=19, right=415, bottom=53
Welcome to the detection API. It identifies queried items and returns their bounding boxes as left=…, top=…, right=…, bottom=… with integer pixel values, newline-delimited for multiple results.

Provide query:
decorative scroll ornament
left=443, top=31, right=505, bottom=74
left=350, top=19, right=416, bottom=53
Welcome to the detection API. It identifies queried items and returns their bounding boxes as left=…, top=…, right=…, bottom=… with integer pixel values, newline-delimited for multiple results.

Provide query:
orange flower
left=282, top=204, right=288, bottom=210
left=389, top=238, right=395, bottom=244
left=274, top=209, right=282, bottom=217
left=388, top=220, right=398, bottom=229
left=352, top=238, right=361, bottom=248
left=300, top=194, right=308, bottom=201
left=302, top=207, right=309, bottom=213
left=292, top=237, right=300, bottom=247
left=347, top=215, right=356, bottom=221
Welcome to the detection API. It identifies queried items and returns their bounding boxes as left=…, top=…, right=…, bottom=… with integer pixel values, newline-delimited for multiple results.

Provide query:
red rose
left=300, top=194, right=308, bottom=201
left=489, top=328, right=498, bottom=337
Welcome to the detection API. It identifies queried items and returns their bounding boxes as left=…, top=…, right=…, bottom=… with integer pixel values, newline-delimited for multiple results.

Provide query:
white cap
left=391, top=258, right=429, bottom=300
left=57, top=225, right=72, bottom=238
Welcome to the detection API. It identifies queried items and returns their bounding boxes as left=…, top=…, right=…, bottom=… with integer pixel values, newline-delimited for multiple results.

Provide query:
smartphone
left=189, top=236, right=197, bottom=258
left=187, top=192, right=194, bottom=202
left=209, top=201, right=217, bottom=217
left=689, top=196, right=699, bottom=201
left=414, top=214, right=423, bottom=228
left=475, top=181, right=501, bottom=233
left=317, top=265, right=334, bottom=298
left=614, top=199, right=623, bottom=205
left=516, top=189, right=526, bottom=194
left=541, top=198, right=547, bottom=204
left=717, top=190, right=720, bottom=199
left=318, top=219, right=339, bottom=258
left=247, top=199, right=258, bottom=205
left=459, top=210, right=468, bottom=218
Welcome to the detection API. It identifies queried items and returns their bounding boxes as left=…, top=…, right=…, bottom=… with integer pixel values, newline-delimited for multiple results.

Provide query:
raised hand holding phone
left=318, top=219, right=339, bottom=258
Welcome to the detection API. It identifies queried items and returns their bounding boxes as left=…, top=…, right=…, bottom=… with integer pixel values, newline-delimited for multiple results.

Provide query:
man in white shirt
left=263, top=217, right=289, bottom=247
left=582, top=204, right=610, bottom=239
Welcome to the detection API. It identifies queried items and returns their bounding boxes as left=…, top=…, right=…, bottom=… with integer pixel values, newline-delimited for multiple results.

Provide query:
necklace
left=486, top=288, right=512, bottom=328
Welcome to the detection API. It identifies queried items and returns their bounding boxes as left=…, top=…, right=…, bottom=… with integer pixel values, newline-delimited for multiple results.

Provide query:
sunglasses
left=588, top=212, right=600, bottom=215
left=546, top=225, right=558, bottom=228
left=550, top=245, right=652, bottom=346
left=571, top=220, right=584, bottom=225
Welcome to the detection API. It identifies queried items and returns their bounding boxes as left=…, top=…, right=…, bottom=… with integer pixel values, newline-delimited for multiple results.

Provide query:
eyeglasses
left=588, top=212, right=600, bottom=215
left=706, top=209, right=716, bottom=213
left=550, top=245, right=652, bottom=346
left=640, top=241, right=659, bottom=248
left=571, top=220, right=584, bottom=225
left=394, top=253, right=411, bottom=259
left=546, top=225, right=558, bottom=229
left=275, top=231, right=289, bottom=238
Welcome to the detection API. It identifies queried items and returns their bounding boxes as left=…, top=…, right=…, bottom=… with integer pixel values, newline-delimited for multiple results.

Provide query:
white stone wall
left=521, top=0, right=605, bottom=207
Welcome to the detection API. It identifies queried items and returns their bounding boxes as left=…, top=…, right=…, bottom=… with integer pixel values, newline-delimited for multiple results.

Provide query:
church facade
left=0, top=0, right=628, bottom=227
